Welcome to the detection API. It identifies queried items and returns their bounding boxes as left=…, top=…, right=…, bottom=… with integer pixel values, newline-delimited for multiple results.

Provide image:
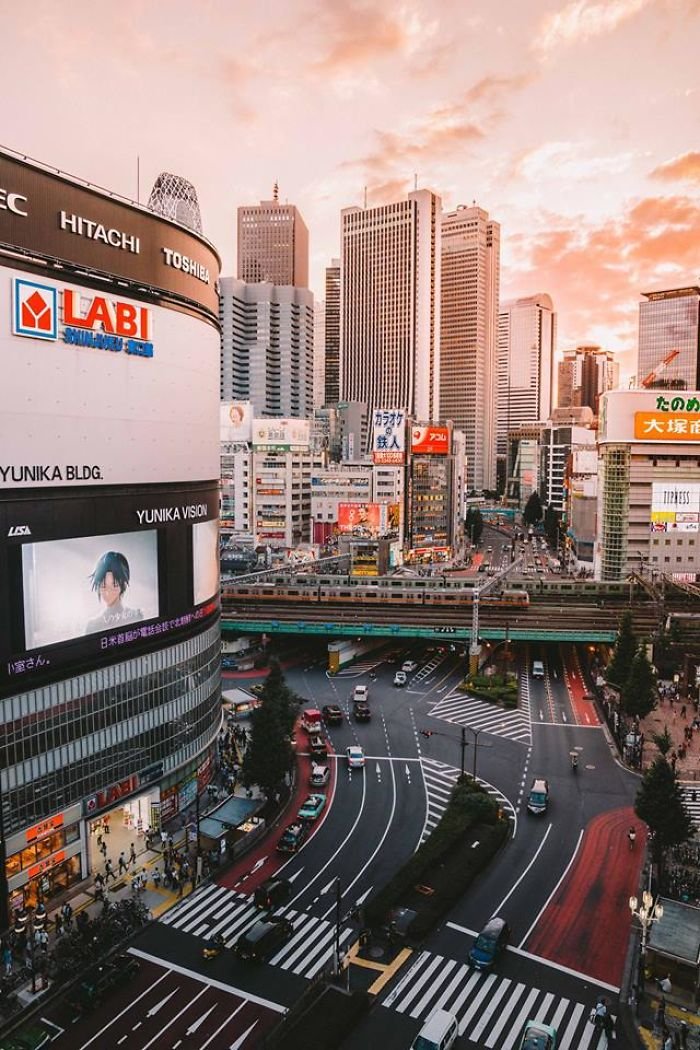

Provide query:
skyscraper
left=637, top=286, right=700, bottom=389
left=496, top=294, right=556, bottom=480
left=558, top=345, right=619, bottom=413
left=314, top=298, right=326, bottom=410
left=441, top=205, right=500, bottom=492
left=237, top=188, right=309, bottom=288
left=340, top=190, right=441, bottom=431
left=220, top=278, right=314, bottom=418
left=324, top=259, right=340, bottom=406
left=147, top=171, right=203, bottom=233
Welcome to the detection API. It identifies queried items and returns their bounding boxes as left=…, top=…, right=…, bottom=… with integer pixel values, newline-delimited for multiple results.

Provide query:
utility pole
left=460, top=726, right=466, bottom=779
left=335, top=877, right=342, bottom=978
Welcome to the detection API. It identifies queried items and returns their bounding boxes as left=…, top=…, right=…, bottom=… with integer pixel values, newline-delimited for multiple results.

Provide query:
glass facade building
left=638, top=287, right=700, bottom=389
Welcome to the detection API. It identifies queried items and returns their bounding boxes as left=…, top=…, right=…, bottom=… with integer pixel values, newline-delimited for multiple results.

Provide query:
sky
left=2, top=0, right=698, bottom=378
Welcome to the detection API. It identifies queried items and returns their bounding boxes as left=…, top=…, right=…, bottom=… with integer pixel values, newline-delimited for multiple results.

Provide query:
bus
left=532, top=660, right=545, bottom=679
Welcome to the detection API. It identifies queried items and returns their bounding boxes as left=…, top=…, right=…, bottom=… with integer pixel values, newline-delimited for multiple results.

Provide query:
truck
left=301, top=708, right=323, bottom=734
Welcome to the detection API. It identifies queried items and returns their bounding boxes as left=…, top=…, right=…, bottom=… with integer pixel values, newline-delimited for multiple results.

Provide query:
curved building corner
left=0, top=148, right=222, bottom=928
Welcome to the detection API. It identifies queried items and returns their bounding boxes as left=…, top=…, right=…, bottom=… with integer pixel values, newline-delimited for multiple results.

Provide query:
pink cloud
left=651, top=151, right=700, bottom=183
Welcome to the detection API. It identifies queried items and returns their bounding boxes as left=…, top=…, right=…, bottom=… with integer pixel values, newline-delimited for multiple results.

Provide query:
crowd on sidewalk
left=640, top=683, right=700, bottom=780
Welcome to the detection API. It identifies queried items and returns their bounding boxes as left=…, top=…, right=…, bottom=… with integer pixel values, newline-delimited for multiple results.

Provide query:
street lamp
left=629, top=888, right=664, bottom=1007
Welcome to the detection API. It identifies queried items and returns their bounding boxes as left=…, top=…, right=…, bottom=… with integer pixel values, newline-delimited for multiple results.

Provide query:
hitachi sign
left=63, top=289, right=151, bottom=341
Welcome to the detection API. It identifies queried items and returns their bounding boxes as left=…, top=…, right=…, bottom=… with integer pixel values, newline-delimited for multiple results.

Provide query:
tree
left=605, top=610, right=637, bottom=689
left=464, top=508, right=484, bottom=546
left=635, top=756, right=693, bottom=870
left=543, top=505, right=560, bottom=546
left=243, top=661, right=295, bottom=798
left=522, top=492, right=543, bottom=526
left=652, top=726, right=672, bottom=756
left=621, top=647, right=656, bottom=719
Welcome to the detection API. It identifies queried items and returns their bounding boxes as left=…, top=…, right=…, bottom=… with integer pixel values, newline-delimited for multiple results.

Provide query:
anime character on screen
left=85, top=551, right=144, bottom=634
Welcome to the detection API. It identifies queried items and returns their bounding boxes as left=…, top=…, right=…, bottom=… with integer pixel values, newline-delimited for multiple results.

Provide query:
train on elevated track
left=221, top=573, right=643, bottom=609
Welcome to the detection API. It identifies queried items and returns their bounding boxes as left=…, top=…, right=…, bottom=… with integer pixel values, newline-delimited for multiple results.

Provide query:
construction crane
left=641, top=349, right=681, bottom=388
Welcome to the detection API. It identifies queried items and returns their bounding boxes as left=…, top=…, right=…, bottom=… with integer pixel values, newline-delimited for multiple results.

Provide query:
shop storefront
left=5, top=804, right=83, bottom=915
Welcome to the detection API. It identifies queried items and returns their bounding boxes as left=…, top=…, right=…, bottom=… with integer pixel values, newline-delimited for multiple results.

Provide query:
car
left=235, top=915, right=294, bottom=961
left=298, top=793, right=326, bottom=821
left=353, top=700, right=371, bottom=722
left=308, top=733, right=328, bottom=757
left=221, top=655, right=238, bottom=670
left=394, top=671, right=407, bottom=687
left=277, top=822, right=307, bottom=853
left=346, top=745, right=365, bottom=768
left=468, top=916, right=510, bottom=970
left=322, top=704, right=343, bottom=725
left=253, top=876, right=291, bottom=911
left=518, top=1020, right=558, bottom=1050
left=310, top=763, right=330, bottom=787
left=527, top=778, right=549, bottom=815
left=402, top=660, right=418, bottom=673
left=250, top=682, right=265, bottom=696
left=0, top=1024, right=52, bottom=1050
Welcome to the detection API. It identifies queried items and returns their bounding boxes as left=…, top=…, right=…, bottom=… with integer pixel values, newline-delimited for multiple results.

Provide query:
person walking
left=54, top=912, right=63, bottom=938
left=94, top=872, right=105, bottom=901
left=62, top=901, right=73, bottom=929
left=118, top=851, right=127, bottom=876
left=100, top=839, right=108, bottom=859
left=105, top=858, right=116, bottom=882
left=152, top=867, right=161, bottom=889
left=129, top=842, right=137, bottom=867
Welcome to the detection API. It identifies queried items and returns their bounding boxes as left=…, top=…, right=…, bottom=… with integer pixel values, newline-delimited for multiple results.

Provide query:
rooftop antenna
left=363, top=185, right=367, bottom=209
left=273, top=180, right=279, bottom=203
left=136, top=155, right=140, bottom=204
left=414, top=172, right=418, bottom=191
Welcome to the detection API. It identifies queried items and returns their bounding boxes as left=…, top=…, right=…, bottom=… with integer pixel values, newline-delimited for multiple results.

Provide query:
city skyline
left=2, top=0, right=697, bottom=379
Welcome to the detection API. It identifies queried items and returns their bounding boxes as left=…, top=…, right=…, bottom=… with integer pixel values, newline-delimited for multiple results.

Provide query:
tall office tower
left=441, top=205, right=500, bottom=492
left=496, top=294, right=556, bottom=484
left=558, top=345, right=619, bottom=413
left=637, top=286, right=700, bottom=389
left=237, top=188, right=309, bottom=288
left=220, top=278, right=314, bottom=418
left=324, top=259, right=341, bottom=405
left=314, top=299, right=326, bottom=410
left=340, top=190, right=441, bottom=432
left=147, top=171, right=203, bottom=233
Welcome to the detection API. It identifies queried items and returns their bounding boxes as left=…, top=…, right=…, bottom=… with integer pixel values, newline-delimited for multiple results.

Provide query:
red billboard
left=411, top=426, right=450, bottom=455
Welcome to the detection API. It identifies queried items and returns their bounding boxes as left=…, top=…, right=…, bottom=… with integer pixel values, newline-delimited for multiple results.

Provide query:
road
left=44, top=625, right=643, bottom=1049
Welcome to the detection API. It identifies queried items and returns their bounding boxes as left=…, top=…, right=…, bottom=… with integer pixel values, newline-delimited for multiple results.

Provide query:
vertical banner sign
left=372, top=409, right=406, bottom=465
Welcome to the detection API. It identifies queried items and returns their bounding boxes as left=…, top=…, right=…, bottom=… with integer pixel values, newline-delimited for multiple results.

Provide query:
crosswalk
left=382, top=949, right=612, bottom=1049
left=160, top=881, right=354, bottom=979
left=420, top=759, right=516, bottom=843
left=680, top=786, right=700, bottom=828
left=428, top=691, right=532, bottom=744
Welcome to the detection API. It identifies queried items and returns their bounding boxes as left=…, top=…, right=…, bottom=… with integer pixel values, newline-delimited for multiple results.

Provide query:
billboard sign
left=411, top=425, right=450, bottom=456
left=600, top=390, right=700, bottom=443
left=372, top=409, right=406, bottom=464
left=1, top=270, right=220, bottom=489
left=337, top=502, right=400, bottom=538
left=252, top=418, right=310, bottom=452
left=651, top=482, right=700, bottom=532
left=220, top=402, right=253, bottom=443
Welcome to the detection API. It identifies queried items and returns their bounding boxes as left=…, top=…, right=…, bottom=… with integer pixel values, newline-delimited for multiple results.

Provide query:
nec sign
left=12, top=278, right=153, bottom=358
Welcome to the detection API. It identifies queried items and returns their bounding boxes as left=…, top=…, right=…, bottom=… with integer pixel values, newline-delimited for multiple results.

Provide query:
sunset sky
left=2, top=0, right=698, bottom=376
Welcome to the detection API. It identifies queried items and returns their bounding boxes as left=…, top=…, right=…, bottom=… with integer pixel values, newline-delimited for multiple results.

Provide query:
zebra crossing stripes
left=680, top=786, right=700, bottom=827
left=382, top=949, right=612, bottom=1049
left=428, top=692, right=531, bottom=744
left=159, top=881, right=354, bottom=980
left=420, top=759, right=516, bottom=844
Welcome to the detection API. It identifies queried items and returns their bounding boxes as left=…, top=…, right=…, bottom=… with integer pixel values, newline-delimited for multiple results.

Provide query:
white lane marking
left=558, top=1002, right=587, bottom=1049
left=443, top=924, right=620, bottom=992
left=500, top=987, right=540, bottom=1050
left=321, top=746, right=398, bottom=919
left=519, top=828, right=584, bottom=948
left=319, top=878, right=335, bottom=895
left=126, top=948, right=286, bottom=1011
left=355, top=887, right=373, bottom=905
left=186, top=1004, right=217, bottom=1033
left=484, top=982, right=527, bottom=1048
left=140, top=987, right=208, bottom=1049
left=147, top=988, right=179, bottom=1016
left=77, top=969, right=171, bottom=1048
left=382, top=952, right=427, bottom=1008
left=487, top=824, right=552, bottom=919
left=395, top=954, right=446, bottom=1014
left=288, top=754, right=368, bottom=907
left=229, top=1020, right=259, bottom=1049
left=409, top=958, right=458, bottom=1018
left=198, top=1003, right=245, bottom=1050
left=469, top=977, right=512, bottom=1041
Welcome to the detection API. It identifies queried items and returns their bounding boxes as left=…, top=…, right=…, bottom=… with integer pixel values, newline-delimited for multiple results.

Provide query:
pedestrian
left=62, top=901, right=73, bottom=928
left=103, top=813, right=110, bottom=835
left=129, top=842, right=137, bottom=867
left=140, top=868, right=148, bottom=892
left=681, top=704, right=687, bottom=719
left=663, top=1030, right=673, bottom=1050
left=131, top=871, right=141, bottom=894
left=105, top=858, right=116, bottom=882
left=3, top=942, right=12, bottom=976
left=94, top=872, right=105, bottom=901
left=118, top=851, right=127, bottom=875
left=100, top=840, right=108, bottom=858
left=54, top=913, right=63, bottom=937
left=658, top=974, right=673, bottom=995
left=160, top=829, right=167, bottom=850
left=152, top=867, right=161, bottom=889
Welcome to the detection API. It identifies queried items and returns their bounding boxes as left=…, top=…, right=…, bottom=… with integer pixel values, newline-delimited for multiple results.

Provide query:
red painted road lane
left=51, top=955, right=283, bottom=1049
left=524, top=808, right=645, bottom=987
left=217, top=719, right=339, bottom=894
left=561, top=644, right=600, bottom=727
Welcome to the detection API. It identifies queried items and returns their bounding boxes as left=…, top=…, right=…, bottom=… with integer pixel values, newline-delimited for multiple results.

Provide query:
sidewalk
left=640, top=690, right=700, bottom=781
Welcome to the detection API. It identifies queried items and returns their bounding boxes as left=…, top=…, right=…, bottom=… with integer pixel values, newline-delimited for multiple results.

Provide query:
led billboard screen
left=22, top=530, right=159, bottom=649
left=337, top=502, right=400, bottom=537
left=193, top=519, right=220, bottom=605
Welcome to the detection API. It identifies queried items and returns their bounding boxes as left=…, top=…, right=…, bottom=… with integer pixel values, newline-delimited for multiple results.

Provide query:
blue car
left=468, top=916, right=510, bottom=970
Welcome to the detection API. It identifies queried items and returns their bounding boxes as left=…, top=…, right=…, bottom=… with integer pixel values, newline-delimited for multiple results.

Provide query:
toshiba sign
left=411, top=425, right=450, bottom=455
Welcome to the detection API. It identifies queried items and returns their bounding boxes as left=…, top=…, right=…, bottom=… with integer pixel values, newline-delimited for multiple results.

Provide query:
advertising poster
left=411, top=425, right=450, bottom=455
left=22, top=530, right=159, bottom=649
left=252, top=418, right=310, bottom=451
left=650, top=482, right=700, bottom=532
left=193, top=519, right=219, bottom=604
left=337, top=502, right=400, bottom=537
left=372, top=409, right=406, bottom=465
left=220, top=402, right=253, bottom=443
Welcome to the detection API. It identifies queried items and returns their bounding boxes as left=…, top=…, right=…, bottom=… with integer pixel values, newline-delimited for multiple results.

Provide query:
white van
left=411, top=1008, right=459, bottom=1050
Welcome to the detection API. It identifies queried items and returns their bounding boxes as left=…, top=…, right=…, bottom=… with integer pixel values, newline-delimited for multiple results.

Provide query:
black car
left=235, top=915, right=294, bottom=961
left=276, top=822, right=307, bottom=853
left=254, top=876, right=291, bottom=911
left=353, top=700, right=371, bottom=722
left=322, top=704, right=343, bottom=725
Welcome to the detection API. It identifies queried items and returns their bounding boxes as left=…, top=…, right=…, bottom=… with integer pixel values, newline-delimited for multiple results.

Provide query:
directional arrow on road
left=355, top=887, right=372, bottom=905
left=186, top=1004, right=217, bottom=1034
left=405, top=764, right=411, bottom=784
left=376, top=762, right=382, bottom=782
left=319, top=877, right=336, bottom=895
left=146, top=988, right=179, bottom=1017
left=250, top=856, right=267, bottom=874
left=287, top=868, right=305, bottom=882
left=230, top=1020, right=259, bottom=1049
